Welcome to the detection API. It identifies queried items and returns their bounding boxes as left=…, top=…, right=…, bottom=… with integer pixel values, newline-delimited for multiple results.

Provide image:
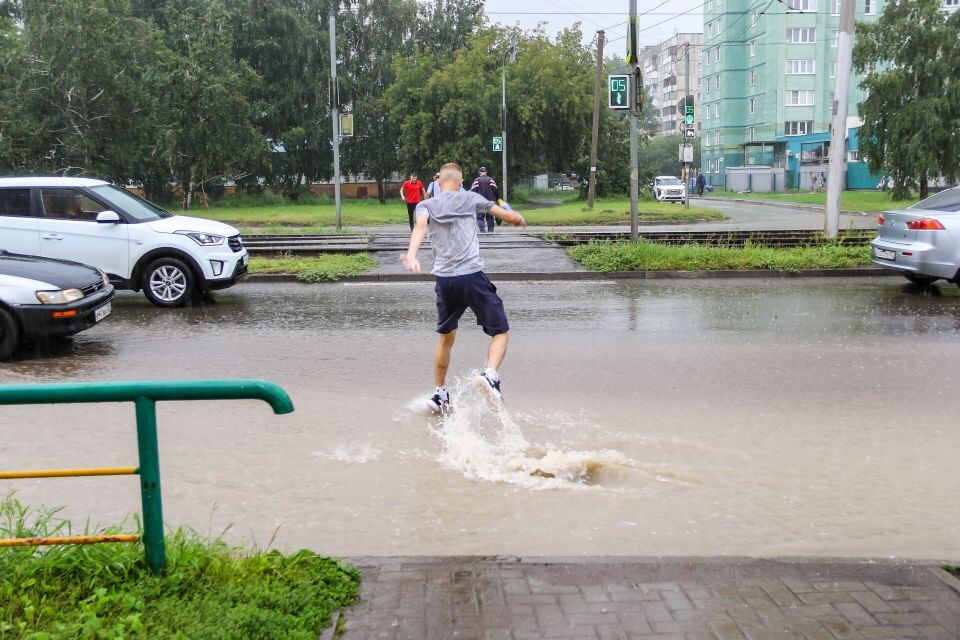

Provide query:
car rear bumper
left=870, top=238, right=960, bottom=280
left=16, top=286, right=115, bottom=339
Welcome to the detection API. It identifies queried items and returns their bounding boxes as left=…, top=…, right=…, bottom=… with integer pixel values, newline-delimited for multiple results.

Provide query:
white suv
left=0, top=177, right=248, bottom=306
left=653, top=176, right=687, bottom=203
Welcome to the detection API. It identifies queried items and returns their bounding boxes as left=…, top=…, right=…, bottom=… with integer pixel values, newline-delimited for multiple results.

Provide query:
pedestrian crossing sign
left=492, top=136, right=503, bottom=152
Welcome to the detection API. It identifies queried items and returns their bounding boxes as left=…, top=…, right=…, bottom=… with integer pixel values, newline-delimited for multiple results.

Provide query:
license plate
left=874, top=248, right=896, bottom=260
left=94, top=302, right=112, bottom=322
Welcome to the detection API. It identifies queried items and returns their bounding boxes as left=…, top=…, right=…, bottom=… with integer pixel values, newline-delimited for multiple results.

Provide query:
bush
left=0, top=497, right=360, bottom=639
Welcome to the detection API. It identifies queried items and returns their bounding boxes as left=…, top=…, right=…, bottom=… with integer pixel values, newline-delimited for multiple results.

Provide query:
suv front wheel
left=142, top=257, right=196, bottom=307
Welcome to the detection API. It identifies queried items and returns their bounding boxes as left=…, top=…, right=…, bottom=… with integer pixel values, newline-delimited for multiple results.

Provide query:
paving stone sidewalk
left=338, top=557, right=960, bottom=640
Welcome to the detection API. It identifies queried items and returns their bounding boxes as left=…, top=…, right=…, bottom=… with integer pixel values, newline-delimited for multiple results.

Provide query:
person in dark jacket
left=695, top=170, right=707, bottom=197
left=469, top=167, right=500, bottom=233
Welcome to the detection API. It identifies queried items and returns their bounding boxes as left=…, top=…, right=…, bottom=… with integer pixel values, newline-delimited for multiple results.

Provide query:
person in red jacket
left=400, top=172, right=426, bottom=230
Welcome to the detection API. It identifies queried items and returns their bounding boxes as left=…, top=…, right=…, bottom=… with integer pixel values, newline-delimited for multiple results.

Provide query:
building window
left=715, top=46, right=721, bottom=63
left=705, top=0, right=712, bottom=10
left=832, top=0, right=841, bottom=13
left=830, top=61, right=837, bottom=77
left=786, top=90, right=815, bottom=105
left=752, top=12, right=760, bottom=27
left=715, top=74, right=721, bottom=90
left=945, top=0, right=959, bottom=6
left=708, top=159, right=714, bottom=173
left=749, top=127, right=756, bottom=142
left=787, top=0, right=817, bottom=11
left=749, top=69, right=756, bottom=85
left=831, top=29, right=839, bottom=47
left=786, top=28, right=816, bottom=44
left=714, top=102, right=719, bottom=118
left=865, top=0, right=876, bottom=13
left=716, top=0, right=722, bottom=6
left=706, top=76, right=711, bottom=92
left=786, top=59, right=816, bottom=74
left=749, top=98, right=755, bottom=114
left=749, top=40, right=756, bottom=57
left=715, top=131, right=721, bottom=146
left=785, top=120, right=814, bottom=136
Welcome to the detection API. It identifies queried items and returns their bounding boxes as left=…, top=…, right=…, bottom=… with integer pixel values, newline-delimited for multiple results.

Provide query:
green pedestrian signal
left=685, top=104, right=695, bottom=124
left=608, top=74, right=629, bottom=110
left=492, top=136, right=503, bottom=152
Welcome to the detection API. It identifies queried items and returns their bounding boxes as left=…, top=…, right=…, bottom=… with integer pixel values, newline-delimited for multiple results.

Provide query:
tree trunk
left=378, top=178, right=386, bottom=204
left=919, top=173, right=928, bottom=200
left=181, top=165, right=196, bottom=210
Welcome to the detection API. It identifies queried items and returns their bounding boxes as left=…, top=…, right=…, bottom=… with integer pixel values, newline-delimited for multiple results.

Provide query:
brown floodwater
left=2, top=278, right=959, bottom=560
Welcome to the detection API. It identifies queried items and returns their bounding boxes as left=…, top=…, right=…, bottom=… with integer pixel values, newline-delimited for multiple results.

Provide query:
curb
left=701, top=197, right=868, bottom=215
left=247, top=267, right=896, bottom=284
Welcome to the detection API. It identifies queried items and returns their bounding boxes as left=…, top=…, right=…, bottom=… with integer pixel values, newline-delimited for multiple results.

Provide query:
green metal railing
left=0, top=379, right=294, bottom=575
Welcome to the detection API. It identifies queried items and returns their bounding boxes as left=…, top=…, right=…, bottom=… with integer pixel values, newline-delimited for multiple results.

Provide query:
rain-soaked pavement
left=2, top=278, right=959, bottom=560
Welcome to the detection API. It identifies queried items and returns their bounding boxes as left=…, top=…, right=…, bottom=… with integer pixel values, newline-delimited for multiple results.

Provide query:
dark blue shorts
left=435, top=271, right=509, bottom=337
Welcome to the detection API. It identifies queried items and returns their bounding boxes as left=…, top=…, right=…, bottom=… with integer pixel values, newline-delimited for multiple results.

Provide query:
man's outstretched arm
left=488, top=204, right=526, bottom=227
left=403, top=213, right=429, bottom=272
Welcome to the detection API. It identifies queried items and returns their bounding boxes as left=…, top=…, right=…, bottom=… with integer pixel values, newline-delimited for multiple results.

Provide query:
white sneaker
left=426, top=389, right=450, bottom=414
left=475, top=371, right=502, bottom=402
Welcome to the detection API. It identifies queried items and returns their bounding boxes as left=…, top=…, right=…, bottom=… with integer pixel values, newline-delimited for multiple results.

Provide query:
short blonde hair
left=438, top=163, right=463, bottom=186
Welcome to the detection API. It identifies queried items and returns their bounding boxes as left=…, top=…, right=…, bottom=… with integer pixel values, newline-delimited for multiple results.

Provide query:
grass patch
left=249, top=252, right=378, bottom=282
left=239, top=225, right=361, bottom=235
left=708, top=189, right=919, bottom=212
left=568, top=239, right=871, bottom=272
left=184, top=194, right=724, bottom=227
left=518, top=197, right=726, bottom=225
left=509, top=186, right=580, bottom=204
left=195, top=199, right=407, bottom=227
left=0, top=497, right=359, bottom=639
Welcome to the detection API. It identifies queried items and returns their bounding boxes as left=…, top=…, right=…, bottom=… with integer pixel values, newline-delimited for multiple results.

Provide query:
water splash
left=430, top=375, right=657, bottom=490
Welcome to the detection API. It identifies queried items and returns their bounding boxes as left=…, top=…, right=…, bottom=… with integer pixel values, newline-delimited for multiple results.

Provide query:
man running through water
left=402, top=163, right=526, bottom=413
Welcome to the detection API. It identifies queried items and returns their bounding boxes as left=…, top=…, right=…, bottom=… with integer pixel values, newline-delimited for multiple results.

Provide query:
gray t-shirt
left=415, top=191, right=493, bottom=277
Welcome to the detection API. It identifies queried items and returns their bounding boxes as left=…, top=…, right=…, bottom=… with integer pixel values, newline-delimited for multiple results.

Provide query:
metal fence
left=0, top=379, right=294, bottom=574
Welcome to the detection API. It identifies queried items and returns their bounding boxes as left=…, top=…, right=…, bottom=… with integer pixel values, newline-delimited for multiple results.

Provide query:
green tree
left=4, top=0, right=164, bottom=181
left=154, top=0, right=265, bottom=208
left=229, top=0, right=334, bottom=191
left=0, top=0, right=23, bottom=170
left=853, top=0, right=960, bottom=199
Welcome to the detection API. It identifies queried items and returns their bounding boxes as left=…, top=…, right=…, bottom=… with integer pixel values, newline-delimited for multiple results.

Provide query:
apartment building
left=699, top=0, right=887, bottom=188
left=641, top=33, right=703, bottom=135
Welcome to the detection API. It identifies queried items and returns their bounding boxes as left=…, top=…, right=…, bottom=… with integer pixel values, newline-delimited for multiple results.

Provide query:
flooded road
left=2, top=278, right=959, bottom=560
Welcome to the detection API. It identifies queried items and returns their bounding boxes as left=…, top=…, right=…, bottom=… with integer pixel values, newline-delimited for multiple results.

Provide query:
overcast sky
left=482, top=0, right=705, bottom=48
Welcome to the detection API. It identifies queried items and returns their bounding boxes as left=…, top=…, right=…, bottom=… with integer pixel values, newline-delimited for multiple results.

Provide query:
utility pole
left=587, top=30, right=605, bottom=209
left=684, top=43, right=691, bottom=209
left=502, top=35, right=517, bottom=202
left=628, top=0, right=639, bottom=244
left=329, top=14, right=342, bottom=230
left=826, top=0, right=855, bottom=238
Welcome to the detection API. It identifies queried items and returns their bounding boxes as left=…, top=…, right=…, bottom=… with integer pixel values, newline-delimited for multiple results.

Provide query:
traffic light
left=608, top=74, right=629, bottom=110
left=685, top=104, right=695, bottom=124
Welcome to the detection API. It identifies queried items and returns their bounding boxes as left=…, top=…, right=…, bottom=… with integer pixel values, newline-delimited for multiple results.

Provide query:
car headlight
left=36, top=289, right=84, bottom=304
left=101, top=271, right=110, bottom=287
left=176, top=231, right=225, bottom=246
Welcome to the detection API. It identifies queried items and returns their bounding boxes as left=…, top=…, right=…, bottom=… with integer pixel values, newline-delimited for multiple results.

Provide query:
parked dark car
left=0, top=251, right=114, bottom=359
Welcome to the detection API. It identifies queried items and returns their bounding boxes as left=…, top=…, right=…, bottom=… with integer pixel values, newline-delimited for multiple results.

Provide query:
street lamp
left=501, top=34, right=517, bottom=201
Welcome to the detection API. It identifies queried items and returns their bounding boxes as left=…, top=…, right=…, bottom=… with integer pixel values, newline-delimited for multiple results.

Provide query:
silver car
left=871, top=187, right=960, bottom=286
